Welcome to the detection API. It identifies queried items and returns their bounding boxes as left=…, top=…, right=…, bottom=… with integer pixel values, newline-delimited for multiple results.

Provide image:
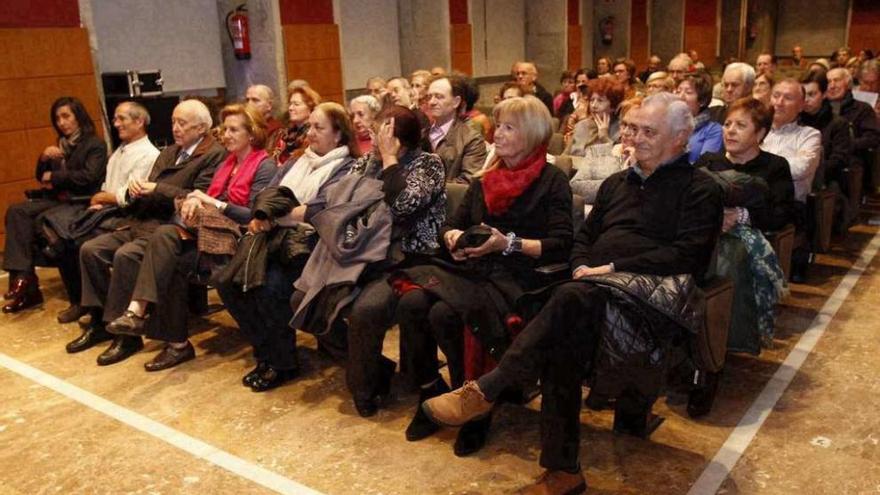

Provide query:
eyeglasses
left=620, top=122, right=659, bottom=139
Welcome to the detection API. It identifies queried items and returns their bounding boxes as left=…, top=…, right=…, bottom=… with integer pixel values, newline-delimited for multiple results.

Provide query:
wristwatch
left=502, top=232, right=523, bottom=256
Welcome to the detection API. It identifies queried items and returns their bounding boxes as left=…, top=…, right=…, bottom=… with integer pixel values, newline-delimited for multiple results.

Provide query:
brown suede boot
left=517, top=470, right=586, bottom=495
left=421, top=381, right=494, bottom=427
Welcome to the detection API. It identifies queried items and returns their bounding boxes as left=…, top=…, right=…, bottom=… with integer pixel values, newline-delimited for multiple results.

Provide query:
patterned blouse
left=351, top=149, right=447, bottom=255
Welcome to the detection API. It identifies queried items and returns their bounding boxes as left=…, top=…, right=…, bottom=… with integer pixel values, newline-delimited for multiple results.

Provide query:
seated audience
left=411, top=69, right=433, bottom=115
left=512, top=61, right=554, bottom=112
left=75, top=99, right=226, bottom=365
left=102, top=104, right=277, bottom=371
left=344, top=105, right=447, bottom=416
left=422, top=93, right=722, bottom=493
left=426, top=75, right=488, bottom=183
left=366, top=76, right=386, bottom=100
left=857, top=59, right=880, bottom=115
left=826, top=68, right=880, bottom=174
left=613, top=58, right=643, bottom=98
left=667, top=53, right=693, bottom=85
left=697, top=98, right=795, bottom=354
left=397, top=95, right=572, bottom=456
left=756, top=53, right=777, bottom=77
left=349, top=95, right=381, bottom=155
left=799, top=71, right=854, bottom=227
left=645, top=71, right=674, bottom=95
left=570, top=97, right=641, bottom=205
left=3, top=97, right=107, bottom=314
left=53, top=102, right=160, bottom=324
left=497, top=81, right=531, bottom=102
left=675, top=72, right=723, bottom=163
left=216, top=103, right=360, bottom=390
left=710, top=62, right=756, bottom=123
left=753, top=72, right=774, bottom=107
left=386, top=76, right=415, bottom=109
left=245, top=84, right=285, bottom=148
left=461, top=76, right=494, bottom=142
left=595, top=56, right=612, bottom=77
left=566, top=78, right=624, bottom=156
left=792, top=45, right=806, bottom=68
left=275, top=86, right=321, bottom=163
left=638, top=54, right=663, bottom=83
left=761, top=79, right=822, bottom=282
left=556, top=69, right=591, bottom=125
left=552, top=71, right=576, bottom=117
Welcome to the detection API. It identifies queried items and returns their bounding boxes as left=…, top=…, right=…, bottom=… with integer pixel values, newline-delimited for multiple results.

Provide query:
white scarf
left=279, top=145, right=350, bottom=204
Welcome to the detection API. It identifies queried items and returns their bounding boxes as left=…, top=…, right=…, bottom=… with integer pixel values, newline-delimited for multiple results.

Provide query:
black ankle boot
left=406, top=379, right=450, bottom=441
left=454, top=413, right=492, bottom=456
left=354, top=357, right=396, bottom=418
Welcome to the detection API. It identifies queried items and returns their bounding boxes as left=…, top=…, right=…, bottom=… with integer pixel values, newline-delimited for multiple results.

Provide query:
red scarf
left=481, top=144, right=547, bottom=216
left=206, top=148, right=268, bottom=206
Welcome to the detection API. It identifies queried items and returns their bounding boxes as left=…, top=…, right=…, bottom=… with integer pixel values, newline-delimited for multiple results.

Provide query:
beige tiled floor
left=1, top=220, right=879, bottom=494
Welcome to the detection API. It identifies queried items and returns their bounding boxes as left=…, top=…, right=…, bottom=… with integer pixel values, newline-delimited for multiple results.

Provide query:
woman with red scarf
left=394, top=95, right=573, bottom=456
left=103, top=104, right=276, bottom=371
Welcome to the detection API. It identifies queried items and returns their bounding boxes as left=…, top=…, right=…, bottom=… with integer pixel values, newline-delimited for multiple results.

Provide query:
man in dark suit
left=512, top=61, right=555, bottom=113
left=426, top=74, right=487, bottom=183
left=69, top=99, right=226, bottom=365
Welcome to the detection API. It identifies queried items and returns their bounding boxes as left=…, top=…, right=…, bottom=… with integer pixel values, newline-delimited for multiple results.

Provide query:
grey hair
left=119, top=101, right=151, bottom=126
left=350, top=94, right=381, bottom=114
left=828, top=67, right=853, bottom=88
left=861, top=58, right=880, bottom=76
left=387, top=76, right=411, bottom=89
left=247, top=84, right=275, bottom=105
left=724, top=62, right=757, bottom=91
left=366, top=76, right=386, bottom=87
left=176, top=99, right=212, bottom=133
left=643, top=91, right=694, bottom=137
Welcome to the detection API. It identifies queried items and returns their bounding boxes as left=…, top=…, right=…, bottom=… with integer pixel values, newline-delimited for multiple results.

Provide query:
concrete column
left=525, top=0, right=566, bottom=88
left=649, top=0, right=683, bottom=64
left=397, top=0, right=450, bottom=74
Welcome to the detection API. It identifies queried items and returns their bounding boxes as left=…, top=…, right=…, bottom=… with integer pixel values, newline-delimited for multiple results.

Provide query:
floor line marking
left=0, top=353, right=324, bottom=495
left=688, top=230, right=880, bottom=495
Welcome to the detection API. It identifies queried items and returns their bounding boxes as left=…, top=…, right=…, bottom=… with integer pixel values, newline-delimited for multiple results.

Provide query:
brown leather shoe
left=421, top=381, right=494, bottom=427
left=57, top=304, right=89, bottom=324
left=106, top=310, right=147, bottom=336
left=2, top=287, right=44, bottom=313
left=144, top=342, right=195, bottom=372
left=517, top=470, right=587, bottom=495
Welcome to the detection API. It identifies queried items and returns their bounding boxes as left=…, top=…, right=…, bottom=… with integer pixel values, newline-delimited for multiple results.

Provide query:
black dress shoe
left=250, top=366, right=299, bottom=392
left=2, top=289, right=44, bottom=314
left=454, top=413, right=492, bottom=457
left=584, top=389, right=614, bottom=411
left=144, top=342, right=195, bottom=372
left=242, top=361, right=270, bottom=387
left=106, top=310, right=148, bottom=336
left=406, top=380, right=451, bottom=441
left=354, top=357, right=397, bottom=417
left=57, top=304, right=89, bottom=324
left=65, top=325, right=113, bottom=353
left=97, top=335, right=144, bottom=366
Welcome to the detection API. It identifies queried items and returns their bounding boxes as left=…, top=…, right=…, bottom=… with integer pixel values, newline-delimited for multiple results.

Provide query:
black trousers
left=346, top=276, right=440, bottom=401
left=217, top=258, right=301, bottom=370
left=3, top=198, right=61, bottom=273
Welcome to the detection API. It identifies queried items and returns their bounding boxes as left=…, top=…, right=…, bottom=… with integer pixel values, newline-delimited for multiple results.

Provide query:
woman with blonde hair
left=392, top=95, right=573, bottom=456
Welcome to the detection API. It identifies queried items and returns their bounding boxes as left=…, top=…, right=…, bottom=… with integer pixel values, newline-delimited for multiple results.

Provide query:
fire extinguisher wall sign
left=226, top=4, right=251, bottom=60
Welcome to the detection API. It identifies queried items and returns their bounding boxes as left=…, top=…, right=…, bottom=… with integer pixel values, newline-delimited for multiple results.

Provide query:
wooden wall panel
left=0, top=27, right=101, bottom=242
left=283, top=24, right=344, bottom=103
left=684, top=0, right=718, bottom=68
left=0, top=0, right=80, bottom=28
left=450, top=23, right=473, bottom=75
left=568, top=26, right=582, bottom=71
left=630, top=0, right=649, bottom=71
left=849, top=0, right=880, bottom=56
left=278, top=0, right=334, bottom=24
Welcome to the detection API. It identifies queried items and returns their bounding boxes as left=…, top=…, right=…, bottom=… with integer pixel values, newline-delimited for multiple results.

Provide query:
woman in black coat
left=394, top=95, right=573, bottom=456
left=3, top=96, right=107, bottom=313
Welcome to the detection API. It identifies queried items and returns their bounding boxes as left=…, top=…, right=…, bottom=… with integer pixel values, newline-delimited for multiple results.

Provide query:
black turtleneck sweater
left=799, top=100, right=853, bottom=185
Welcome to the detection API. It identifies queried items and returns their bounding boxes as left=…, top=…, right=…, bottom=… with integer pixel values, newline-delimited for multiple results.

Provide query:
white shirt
left=761, top=121, right=822, bottom=202
left=104, top=134, right=160, bottom=206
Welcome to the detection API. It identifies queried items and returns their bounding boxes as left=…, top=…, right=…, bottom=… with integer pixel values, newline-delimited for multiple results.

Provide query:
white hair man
left=708, top=62, right=757, bottom=123
left=73, top=99, right=227, bottom=363
left=512, top=61, right=554, bottom=112
left=421, top=91, right=723, bottom=495
left=666, top=53, right=693, bottom=85
left=826, top=67, right=880, bottom=171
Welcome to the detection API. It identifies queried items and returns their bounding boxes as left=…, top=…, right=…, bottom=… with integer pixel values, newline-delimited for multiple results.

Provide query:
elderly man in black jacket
left=826, top=68, right=880, bottom=173
left=422, top=92, right=723, bottom=495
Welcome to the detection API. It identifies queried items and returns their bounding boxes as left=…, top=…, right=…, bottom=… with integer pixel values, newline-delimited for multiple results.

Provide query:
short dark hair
left=376, top=105, right=423, bottom=150
left=430, top=74, right=469, bottom=113
left=559, top=70, right=574, bottom=83
left=461, top=76, right=480, bottom=112
left=614, top=58, right=637, bottom=81
left=50, top=96, right=96, bottom=138
left=680, top=71, right=715, bottom=109
left=727, top=97, right=774, bottom=140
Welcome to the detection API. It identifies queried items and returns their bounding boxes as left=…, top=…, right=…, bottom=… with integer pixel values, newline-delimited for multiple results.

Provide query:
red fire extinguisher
left=226, top=4, right=251, bottom=60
